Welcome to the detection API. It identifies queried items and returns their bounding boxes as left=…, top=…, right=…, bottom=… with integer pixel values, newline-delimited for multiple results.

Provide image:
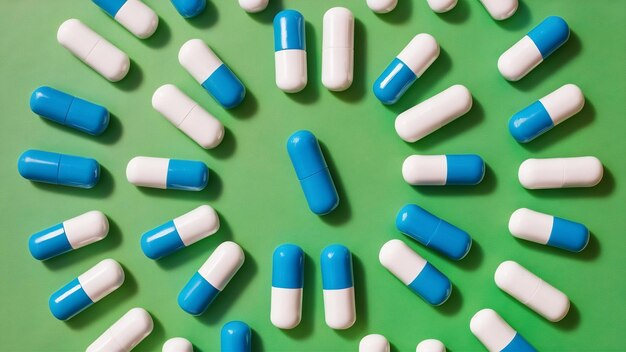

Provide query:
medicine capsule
left=92, top=0, right=158, bottom=39
left=87, top=307, right=153, bottom=352
left=49, top=259, right=124, bottom=320
left=508, top=208, right=589, bottom=252
left=402, top=154, right=485, bottom=186
left=518, top=156, right=603, bottom=189
left=470, top=309, right=535, bottom=352
left=163, top=337, right=193, bottom=352
left=359, top=334, right=390, bottom=352
left=30, top=86, right=110, bottom=135
left=57, top=19, right=130, bottom=82
left=178, top=241, right=245, bottom=315
left=379, top=239, right=451, bottom=306
left=221, top=321, right=251, bottom=352
left=509, top=84, right=584, bottom=143
left=321, top=244, right=356, bottom=329
left=179, top=39, right=246, bottom=109
left=416, top=339, right=446, bottom=352
left=274, top=10, right=307, bottom=93
left=126, top=156, right=208, bottom=191
left=152, top=84, right=224, bottom=149
left=426, top=0, right=456, bottom=13
left=170, top=0, right=206, bottom=18
left=373, top=34, right=439, bottom=105
left=322, top=7, right=354, bottom=92
left=396, top=204, right=472, bottom=260
left=366, top=0, right=397, bottom=14
left=287, top=130, right=339, bottom=215
left=498, top=16, right=569, bottom=81
left=141, top=205, right=220, bottom=259
left=479, top=0, right=518, bottom=20
left=29, top=210, right=109, bottom=261
left=271, top=244, right=304, bottom=329
left=18, top=149, right=100, bottom=188
left=395, top=85, right=472, bottom=142
left=239, top=0, right=268, bottom=13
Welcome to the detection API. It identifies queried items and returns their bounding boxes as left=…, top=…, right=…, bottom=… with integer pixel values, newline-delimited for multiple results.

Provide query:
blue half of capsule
left=527, top=16, right=570, bottom=59
left=548, top=217, right=589, bottom=252
left=140, top=220, right=184, bottom=259
left=49, top=278, right=93, bottom=320
left=502, top=333, right=537, bottom=352
left=18, top=150, right=100, bottom=188
left=321, top=244, right=353, bottom=290
left=92, top=0, right=126, bottom=17
left=446, top=154, right=485, bottom=185
left=170, top=0, right=206, bottom=18
left=166, top=159, right=208, bottom=191
left=373, top=58, right=417, bottom=105
left=273, top=10, right=306, bottom=51
left=508, top=101, right=553, bottom=143
left=221, top=321, right=251, bottom=352
left=178, top=272, right=220, bottom=315
left=408, top=262, right=452, bottom=306
left=272, top=244, right=304, bottom=289
left=201, top=64, right=246, bottom=109
left=29, top=223, right=73, bottom=260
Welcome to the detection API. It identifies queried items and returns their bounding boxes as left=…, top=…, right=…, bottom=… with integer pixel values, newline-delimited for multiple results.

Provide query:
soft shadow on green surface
left=248, top=0, right=283, bottom=23
left=288, top=22, right=320, bottom=105
left=496, top=0, right=533, bottom=31
left=411, top=163, right=497, bottom=197
left=115, top=59, right=144, bottom=91
left=319, top=142, right=352, bottom=226
left=188, top=1, right=219, bottom=28
left=438, top=283, right=462, bottom=316
left=145, top=17, right=171, bottom=49
left=335, top=254, right=367, bottom=339
left=527, top=166, right=615, bottom=199
left=332, top=19, right=367, bottom=103
left=437, top=0, right=470, bottom=25
left=556, top=301, right=580, bottom=331
left=39, top=111, right=123, bottom=145
left=284, top=252, right=316, bottom=339
left=252, top=328, right=265, bottom=352
left=228, top=89, right=259, bottom=119
left=137, top=313, right=166, bottom=351
left=377, top=0, right=412, bottom=24
left=458, top=240, right=484, bottom=272
left=209, top=126, right=237, bottom=160
left=32, top=165, right=115, bottom=199
left=513, top=232, right=600, bottom=261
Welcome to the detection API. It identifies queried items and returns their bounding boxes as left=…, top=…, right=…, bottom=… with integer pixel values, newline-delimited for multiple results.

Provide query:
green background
left=1, top=0, right=624, bottom=351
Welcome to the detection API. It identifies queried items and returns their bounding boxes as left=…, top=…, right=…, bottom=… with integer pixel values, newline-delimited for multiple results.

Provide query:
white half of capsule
left=57, top=19, right=130, bottom=82
left=402, top=155, right=447, bottom=185
left=426, top=0, right=457, bottom=13
left=398, top=34, right=440, bottom=78
left=366, top=0, right=398, bottom=14
left=359, top=334, right=390, bottom=352
left=275, top=51, right=307, bottom=93
left=323, top=287, right=356, bottom=329
left=87, top=307, right=154, bottom=352
left=162, top=337, right=193, bottom=352
left=508, top=208, right=552, bottom=245
left=495, top=261, right=570, bottom=322
left=479, top=0, right=518, bottom=20
left=539, top=84, right=585, bottom=125
left=322, top=7, right=354, bottom=92
left=379, top=239, right=427, bottom=285
left=416, top=339, right=446, bottom=352
left=470, top=309, right=519, bottom=352
left=174, top=205, right=220, bottom=246
left=152, top=84, right=224, bottom=149
left=64, top=210, right=109, bottom=249
left=270, top=287, right=302, bottom=329
left=126, top=156, right=169, bottom=189
left=518, top=156, right=603, bottom=189
left=199, top=241, right=245, bottom=290
left=498, top=36, right=541, bottom=82
left=113, top=0, right=158, bottom=39
left=239, top=0, right=268, bottom=13
left=395, top=85, right=472, bottom=142
left=79, top=259, right=125, bottom=302
left=179, top=39, right=223, bottom=84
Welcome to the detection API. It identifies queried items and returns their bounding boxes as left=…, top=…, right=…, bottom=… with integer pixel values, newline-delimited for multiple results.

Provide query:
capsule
left=321, top=244, right=356, bottom=329
left=402, top=154, right=485, bottom=186
left=92, top=0, right=158, bottom=38
left=498, top=16, right=570, bottom=81
left=322, top=7, right=354, bottom=92
left=30, top=86, right=110, bottom=135
left=141, top=205, right=220, bottom=259
left=366, top=0, right=397, bottom=14
left=163, top=337, right=193, bottom=352
left=126, top=156, right=208, bottom=191
left=396, top=204, right=472, bottom=260
left=479, top=0, right=518, bottom=20
left=379, top=240, right=451, bottom=306
left=170, top=0, right=206, bottom=18
left=359, top=334, right=390, bottom=352
left=274, top=10, right=307, bottom=93
left=179, top=39, right=246, bottom=109
left=470, top=309, right=535, bottom=352
left=416, top=339, right=446, bottom=352
left=221, top=321, right=251, bottom=352
left=49, top=259, right=124, bottom=320
left=29, top=211, right=109, bottom=261
left=395, top=85, right=472, bottom=142
left=178, top=241, right=245, bottom=315
left=509, top=84, right=584, bottom=143
left=87, top=307, right=153, bottom=352
left=426, top=0, right=456, bottom=13
left=239, top=0, right=268, bottom=13
left=18, top=149, right=100, bottom=188
left=57, top=19, right=130, bottom=82
left=271, top=244, right=304, bottom=329
left=518, top=156, right=603, bottom=189
left=373, top=34, right=439, bottom=105
left=508, top=208, right=589, bottom=252
left=287, top=130, right=339, bottom=215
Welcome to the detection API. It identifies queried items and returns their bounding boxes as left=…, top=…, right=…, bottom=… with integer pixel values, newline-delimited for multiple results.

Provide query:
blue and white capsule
left=49, top=259, right=124, bottom=320
left=271, top=244, right=304, bottom=329
left=126, top=156, right=208, bottom=191
left=179, top=39, right=246, bottom=109
left=470, top=309, right=536, bottom=352
left=178, top=241, right=245, bottom=315
left=396, top=204, right=472, bottom=260
left=402, top=154, right=485, bottom=186
left=509, top=208, right=589, bottom=252
left=321, top=244, right=356, bottom=330
left=141, top=205, right=220, bottom=259
left=170, top=0, right=206, bottom=18
left=29, top=211, right=109, bottom=261
left=274, top=10, right=307, bottom=93
left=498, top=16, right=570, bottom=81
left=373, top=34, right=439, bottom=105
left=221, top=321, right=251, bottom=352
left=92, top=0, right=158, bottom=38
left=18, top=149, right=100, bottom=188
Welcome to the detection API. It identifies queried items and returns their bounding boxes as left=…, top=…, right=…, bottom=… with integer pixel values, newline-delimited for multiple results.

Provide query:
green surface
left=1, top=0, right=624, bottom=351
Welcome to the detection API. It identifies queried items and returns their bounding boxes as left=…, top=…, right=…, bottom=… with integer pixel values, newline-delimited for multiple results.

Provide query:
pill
left=49, top=259, right=124, bottom=320
left=141, top=205, right=220, bottom=259
left=495, top=261, right=570, bottom=322
left=395, top=85, right=472, bottom=142
left=416, top=339, right=446, bottom=352
left=29, top=211, right=109, bottom=261
left=221, top=321, right=251, bottom=352
left=373, top=34, right=439, bottom=105
left=402, top=154, right=485, bottom=186
left=57, top=19, right=130, bottom=82
left=498, top=16, right=569, bottom=81
left=239, top=0, right=268, bottom=13
left=271, top=244, right=304, bottom=329
left=366, top=0, right=397, bottom=14
left=30, top=86, right=110, bottom=135
left=470, top=309, right=535, bottom=352
left=321, top=244, right=356, bottom=329
left=359, top=334, right=390, bottom=352
left=518, top=156, right=603, bottom=189
left=92, top=0, right=158, bottom=39
left=379, top=239, right=451, bottom=306
left=479, top=0, right=517, bottom=20
left=170, top=0, right=206, bottom=18
left=18, top=149, right=100, bottom=188
left=322, top=7, right=354, bottom=92
left=87, top=307, right=153, bottom=352
left=179, top=39, right=246, bottom=109
left=509, top=84, right=584, bottom=143
left=126, top=156, right=208, bottom=191
left=287, top=130, right=339, bottom=215
left=152, top=84, right=224, bottom=149
left=508, top=208, right=589, bottom=252
left=396, top=204, right=472, bottom=260
left=163, top=337, right=193, bottom=352
left=178, top=241, right=245, bottom=315
left=273, top=10, right=307, bottom=93
left=426, top=0, right=456, bottom=13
